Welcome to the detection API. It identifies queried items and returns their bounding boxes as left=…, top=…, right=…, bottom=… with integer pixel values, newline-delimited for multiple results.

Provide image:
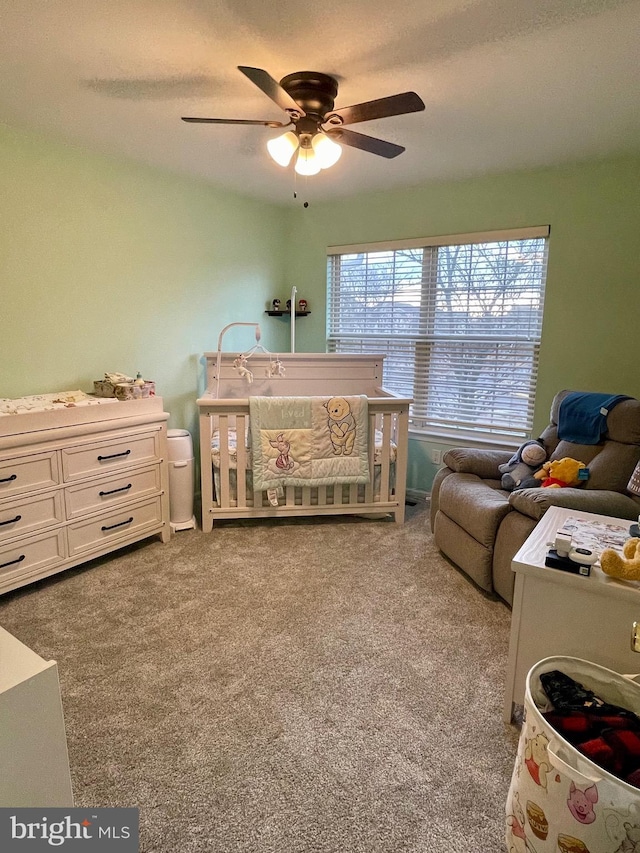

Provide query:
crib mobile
left=216, top=322, right=285, bottom=397
left=231, top=353, right=285, bottom=384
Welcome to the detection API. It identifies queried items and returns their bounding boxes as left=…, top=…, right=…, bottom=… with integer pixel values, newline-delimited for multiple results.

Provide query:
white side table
left=503, top=506, right=640, bottom=724
left=0, top=626, right=73, bottom=805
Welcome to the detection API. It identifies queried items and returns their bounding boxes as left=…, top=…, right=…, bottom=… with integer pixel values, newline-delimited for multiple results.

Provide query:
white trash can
left=506, top=656, right=640, bottom=853
left=167, top=429, right=196, bottom=531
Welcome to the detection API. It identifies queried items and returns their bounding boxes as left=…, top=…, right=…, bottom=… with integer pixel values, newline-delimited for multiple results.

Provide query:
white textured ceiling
left=1, top=0, right=639, bottom=203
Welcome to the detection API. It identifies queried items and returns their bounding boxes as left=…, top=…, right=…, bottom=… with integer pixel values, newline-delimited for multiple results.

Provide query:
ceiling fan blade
left=237, top=66, right=306, bottom=117
left=182, top=117, right=288, bottom=127
left=327, top=128, right=405, bottom=159
left=326, top=92, right=424, bottom=126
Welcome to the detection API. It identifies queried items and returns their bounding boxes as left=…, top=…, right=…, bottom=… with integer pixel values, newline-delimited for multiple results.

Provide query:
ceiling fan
left=182, top=66, right=425, bottom=176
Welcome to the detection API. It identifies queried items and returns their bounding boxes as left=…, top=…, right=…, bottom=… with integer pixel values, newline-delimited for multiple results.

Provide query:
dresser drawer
left=0, top=452, right=59, bottom=498
left=66, top=497, right=163, bottom=557
left=61, top=431, right=160, bottom=482
left=0, top=530, right=66, bottom=582
left=0, top=491, right=64, bottom=543
left=65, top=465, right=161, bottom=519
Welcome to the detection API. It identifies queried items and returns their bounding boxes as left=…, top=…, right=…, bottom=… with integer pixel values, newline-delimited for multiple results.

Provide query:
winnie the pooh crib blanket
left=249, top=395, right=370, bottom=491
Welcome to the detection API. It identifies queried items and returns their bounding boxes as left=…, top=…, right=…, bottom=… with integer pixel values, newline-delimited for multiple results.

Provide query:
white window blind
left=327, top=226, right=549, bottom=442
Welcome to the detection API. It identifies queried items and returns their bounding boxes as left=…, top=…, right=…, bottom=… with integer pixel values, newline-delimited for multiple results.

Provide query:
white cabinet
left=0, top=625, right=73, bottom=806
left=0, top=398, right=170, bottom=595
left=504, top=506, right=640, bottom=723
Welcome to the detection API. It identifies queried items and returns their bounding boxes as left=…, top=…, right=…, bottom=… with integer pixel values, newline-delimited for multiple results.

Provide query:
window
left=327, top=226, right=549, bottom=443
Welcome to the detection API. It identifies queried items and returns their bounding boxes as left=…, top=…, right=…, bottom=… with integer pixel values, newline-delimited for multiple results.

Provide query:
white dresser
left=0, top=397, right=170, bottom=595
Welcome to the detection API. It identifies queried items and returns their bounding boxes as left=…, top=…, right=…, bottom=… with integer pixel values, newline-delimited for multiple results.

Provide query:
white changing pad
left=0, top=390, right=119, bottom=417
left=211, top=427, right=396, bottom=469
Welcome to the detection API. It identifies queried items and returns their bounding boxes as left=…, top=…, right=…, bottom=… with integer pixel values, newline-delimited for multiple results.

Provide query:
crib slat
left=302, top=486, right=311, bottom=507
left=318, top=485, right=327, bottom=506
left=219, top=415, right=231, bottom=508
left=365, top=413, right=376, bottom=504
left=200, top=411, right=215, bottom=532
left=393, top=407, right=409, bottom=524
left=236, top=414, right=247, bottom=508
left=286, top=485, right=295, bottom=507
left=379, top=413, right=391, bottom=500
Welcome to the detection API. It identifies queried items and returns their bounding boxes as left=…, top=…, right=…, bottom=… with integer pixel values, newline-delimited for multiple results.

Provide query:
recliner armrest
left=508, top=487, right=640, bottom=521
left=443, top=448, right=512, bottom=479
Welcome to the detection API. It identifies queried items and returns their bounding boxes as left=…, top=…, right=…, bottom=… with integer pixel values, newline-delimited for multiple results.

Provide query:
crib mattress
left=210, top=427, right=396, bottom=469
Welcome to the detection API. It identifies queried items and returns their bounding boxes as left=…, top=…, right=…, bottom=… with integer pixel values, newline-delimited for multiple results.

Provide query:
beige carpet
left=0, top=502, right=518, bottom=852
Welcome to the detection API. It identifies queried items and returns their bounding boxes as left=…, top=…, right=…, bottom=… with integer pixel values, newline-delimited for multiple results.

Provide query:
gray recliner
left=430, top=391, right=640, bottom=605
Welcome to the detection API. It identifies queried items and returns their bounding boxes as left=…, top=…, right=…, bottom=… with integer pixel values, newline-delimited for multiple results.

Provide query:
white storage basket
left=506, top=656, right=640, bottom=853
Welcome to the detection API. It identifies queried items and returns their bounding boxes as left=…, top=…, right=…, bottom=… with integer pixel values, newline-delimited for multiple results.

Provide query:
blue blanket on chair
left=558, top=392, right=630, bottom=444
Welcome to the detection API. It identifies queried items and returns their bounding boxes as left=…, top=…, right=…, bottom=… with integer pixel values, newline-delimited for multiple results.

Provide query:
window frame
left=327, top=226, right=550, bottom=444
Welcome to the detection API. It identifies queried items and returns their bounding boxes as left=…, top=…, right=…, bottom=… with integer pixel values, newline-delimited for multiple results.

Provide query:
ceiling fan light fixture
left=294, top=145, right=321, bottom=176
left=267, top=131, right=299, bottom=167
left=311, top=132, right=342, bottom=169
left=185, top=67, right=425, bottom=181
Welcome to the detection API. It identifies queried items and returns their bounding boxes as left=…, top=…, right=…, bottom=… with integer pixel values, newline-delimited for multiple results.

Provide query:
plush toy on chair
left=499, top=439, right=548, bottom=491
left=600, top=537, right=640, bottom=581
left=532, top=457, right=587, bottom=489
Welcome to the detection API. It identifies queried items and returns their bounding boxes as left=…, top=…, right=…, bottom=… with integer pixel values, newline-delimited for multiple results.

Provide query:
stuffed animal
left=499, top=439, right=548, bottom=491
left=600, top=537, right=640, bottom=581
left=533, top=457, right=587, bottom=489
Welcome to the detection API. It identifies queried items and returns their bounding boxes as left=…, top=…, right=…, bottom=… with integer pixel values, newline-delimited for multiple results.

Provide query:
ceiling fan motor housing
left=279, top=72, right=339, bottom=121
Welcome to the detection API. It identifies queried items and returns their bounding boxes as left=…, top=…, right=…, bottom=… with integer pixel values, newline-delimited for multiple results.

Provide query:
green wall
left=287, top=154, right=640, bottom=491
left=0, top=124, right=289, bottom=436
left=2, top=122, right=638, bottom=494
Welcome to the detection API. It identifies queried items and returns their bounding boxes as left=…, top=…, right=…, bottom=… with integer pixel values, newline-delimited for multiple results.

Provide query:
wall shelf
left=265, top=311, right=311, bottom=317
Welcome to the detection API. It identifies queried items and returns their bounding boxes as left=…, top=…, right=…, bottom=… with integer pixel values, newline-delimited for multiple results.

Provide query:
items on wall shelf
left=266, top=287, right=307, bottom=352
left=268, top=298, right=309, bottom=315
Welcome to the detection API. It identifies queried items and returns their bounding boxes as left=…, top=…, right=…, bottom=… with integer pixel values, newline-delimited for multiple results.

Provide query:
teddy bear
left=499, top=439, right=548, bottom=491
left=533, top=456, right=587, bottom=488
left=324, top=397, right=356, bottom=456
left=600, top=537, right=640, bottom=581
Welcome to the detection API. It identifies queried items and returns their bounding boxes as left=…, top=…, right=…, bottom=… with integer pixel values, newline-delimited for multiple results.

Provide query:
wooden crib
left=197, top=353, right=411, bottom=531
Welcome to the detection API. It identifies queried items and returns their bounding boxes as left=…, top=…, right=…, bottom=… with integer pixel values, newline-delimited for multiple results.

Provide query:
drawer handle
left=0, top=473, right=17, bottom=484
left=0, top=554, right=25, bottom=570
left=99, top=483, right=132, bottom=497
left=0, top=514, right=21, bottom=527
left=97, top=449, right=131, bottom=462
left=101, top=516, right=134, bottom=532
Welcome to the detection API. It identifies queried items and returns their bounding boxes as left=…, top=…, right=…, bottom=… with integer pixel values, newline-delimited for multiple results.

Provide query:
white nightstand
left=503, top=506, right=640, bottom=724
